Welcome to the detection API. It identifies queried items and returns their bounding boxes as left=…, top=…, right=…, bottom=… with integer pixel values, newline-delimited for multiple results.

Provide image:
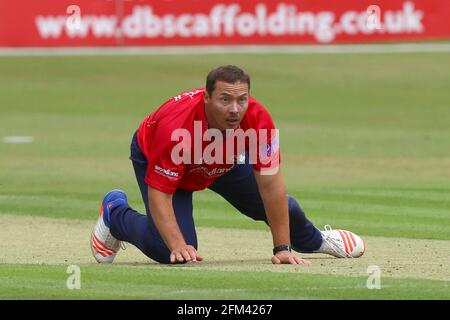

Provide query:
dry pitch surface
left=1, top=214, right=448, bottom=281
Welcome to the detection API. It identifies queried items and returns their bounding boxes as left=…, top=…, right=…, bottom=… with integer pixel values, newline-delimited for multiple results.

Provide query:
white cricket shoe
left=90, top=190, right=127, bottom=263
left=315, top=225, right=366, bottom=258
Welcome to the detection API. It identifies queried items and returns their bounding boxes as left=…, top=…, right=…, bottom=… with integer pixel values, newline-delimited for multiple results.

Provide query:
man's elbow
left=148, top=186, right=173, bottom=203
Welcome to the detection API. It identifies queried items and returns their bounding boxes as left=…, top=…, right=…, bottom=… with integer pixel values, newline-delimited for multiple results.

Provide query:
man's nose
left=229, top=101, right=239, bottom=113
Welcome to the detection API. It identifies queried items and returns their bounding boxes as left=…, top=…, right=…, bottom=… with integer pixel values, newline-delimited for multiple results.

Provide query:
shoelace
left=323, top=225, right=353, bottom=258
left=120, top=241, right=127, bottom=250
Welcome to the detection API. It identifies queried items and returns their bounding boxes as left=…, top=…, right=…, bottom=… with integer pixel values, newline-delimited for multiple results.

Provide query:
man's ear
left=204, top=91, right=210, bottom=104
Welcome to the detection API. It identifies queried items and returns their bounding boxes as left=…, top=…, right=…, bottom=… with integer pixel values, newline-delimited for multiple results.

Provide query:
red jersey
left=137, top=88, right=280, bottom=194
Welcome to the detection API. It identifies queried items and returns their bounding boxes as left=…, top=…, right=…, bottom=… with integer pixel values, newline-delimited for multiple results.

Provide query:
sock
left=314, top=230, right=327, bottom=252
left=103, top=198, right=127, bottom=228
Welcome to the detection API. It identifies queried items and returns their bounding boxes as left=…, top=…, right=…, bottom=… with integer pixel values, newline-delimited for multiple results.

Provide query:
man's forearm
left=260, top=185, right=291, bottom=247
left=148, top=187, right=186, bottom=250
left=255, top=171, right=291, bottom=247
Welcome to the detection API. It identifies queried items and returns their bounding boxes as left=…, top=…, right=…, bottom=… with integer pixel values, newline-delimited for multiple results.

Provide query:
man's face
left=204, top=81, right=249, bottom=131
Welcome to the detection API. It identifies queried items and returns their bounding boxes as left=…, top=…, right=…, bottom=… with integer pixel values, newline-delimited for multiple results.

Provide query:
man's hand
left=271, top=251, right=311, bottom=265
left=170, top=244, right=204, bottom=264
left=148, top=187, right=204, bottom=264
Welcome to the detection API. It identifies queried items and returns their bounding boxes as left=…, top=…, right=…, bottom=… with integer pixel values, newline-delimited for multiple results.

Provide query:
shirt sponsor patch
left=187, top=165, right=234, bottom=178
left=154, top=165, right=180, bottom=179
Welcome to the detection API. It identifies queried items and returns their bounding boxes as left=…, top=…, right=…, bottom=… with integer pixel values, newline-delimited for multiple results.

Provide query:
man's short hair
left=206, top=65, right=251, bottom=96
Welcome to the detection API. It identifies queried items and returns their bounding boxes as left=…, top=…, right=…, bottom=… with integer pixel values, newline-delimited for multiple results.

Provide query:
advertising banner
left=1, top=0, right=449, bottom=46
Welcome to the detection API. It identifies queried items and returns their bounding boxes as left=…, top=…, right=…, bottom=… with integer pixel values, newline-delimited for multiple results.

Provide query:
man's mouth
left=226, top=118, right=239, bottom=124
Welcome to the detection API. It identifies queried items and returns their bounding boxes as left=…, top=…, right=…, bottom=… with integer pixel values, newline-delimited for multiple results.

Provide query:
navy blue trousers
left=110, top=132, right=323, bottom=263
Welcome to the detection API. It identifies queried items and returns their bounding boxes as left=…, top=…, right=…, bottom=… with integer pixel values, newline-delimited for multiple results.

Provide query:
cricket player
left=91, top=65, right=365, bottom=265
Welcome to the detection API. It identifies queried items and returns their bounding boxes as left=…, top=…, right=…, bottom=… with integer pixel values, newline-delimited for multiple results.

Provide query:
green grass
left=1, top=264, right=449, bottom=300
left=0, top=53, right=449, bottom=299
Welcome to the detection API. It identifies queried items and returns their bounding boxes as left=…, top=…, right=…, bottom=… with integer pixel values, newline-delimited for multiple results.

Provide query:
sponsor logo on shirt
left=154, top=165, right=179, bottom=179
left=230, top=152, right=246, bottom=164
left=173, top=89, right=204, bottom=101
left=188, top=165, right=234, bottom=178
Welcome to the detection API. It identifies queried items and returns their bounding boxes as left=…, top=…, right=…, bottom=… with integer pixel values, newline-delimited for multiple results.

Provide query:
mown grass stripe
left=302, top=199, right=450, bottom=219
left=0, top=264, right=449, bottom=300
left=296, top=190, right=450, bottom=210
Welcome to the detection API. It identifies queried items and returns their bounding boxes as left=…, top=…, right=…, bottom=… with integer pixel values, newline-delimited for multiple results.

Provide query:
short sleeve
left=145, top=141, right=185, bottom=194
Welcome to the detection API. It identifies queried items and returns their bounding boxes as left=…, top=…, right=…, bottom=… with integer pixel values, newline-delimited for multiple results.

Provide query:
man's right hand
left=148, top=187, right=204, bottom=264
left=170, top=244, right=204, bottom=263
